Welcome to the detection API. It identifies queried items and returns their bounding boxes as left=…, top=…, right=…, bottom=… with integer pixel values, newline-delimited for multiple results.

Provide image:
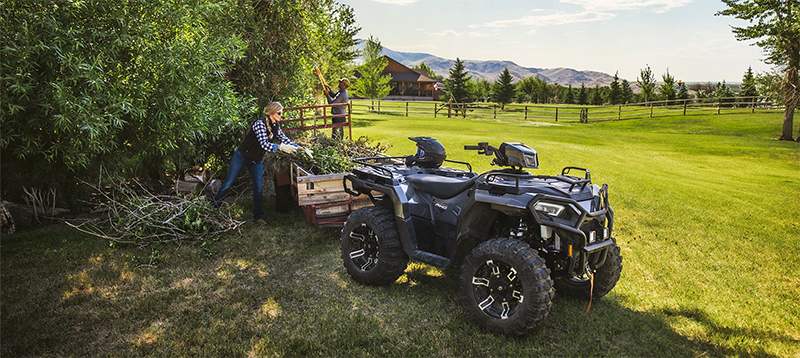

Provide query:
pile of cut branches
left=287, top=134, right=392, bottom=174
left=67, top=179, right=244, bottom=249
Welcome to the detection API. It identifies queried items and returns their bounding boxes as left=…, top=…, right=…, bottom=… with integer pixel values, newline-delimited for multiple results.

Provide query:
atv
left=341, top=137, right=622, bottom=335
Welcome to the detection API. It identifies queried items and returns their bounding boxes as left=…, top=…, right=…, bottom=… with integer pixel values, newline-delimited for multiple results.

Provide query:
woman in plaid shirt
left=213, top=102, right=307, bottom=225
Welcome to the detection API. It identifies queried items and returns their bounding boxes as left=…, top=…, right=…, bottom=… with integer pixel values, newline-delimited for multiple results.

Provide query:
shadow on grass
left=0, top=207, right=783, bottom=357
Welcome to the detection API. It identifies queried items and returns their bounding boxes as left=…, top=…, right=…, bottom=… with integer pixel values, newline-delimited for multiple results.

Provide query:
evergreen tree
left=677, top=81, right=690, bottom=100
left=350, top=36, right=391, bottom=100
left=590, top=85, right=603, bottom=105
left=445, top=58, right=471, bottom=103
left=607, top=72, right=621, bottom=105
left=658, top=69, right=677, bottom=104
left=492, top=67, right=516, bottom=109
left=637, top=64, right=657, bottom=102
left=621, top=79, right=634, bottom=104
left=577, top=83, right=588, bottom=105
left=740, top=66, right=757, bottom=97
left=564, top=84, right=575, bottom=104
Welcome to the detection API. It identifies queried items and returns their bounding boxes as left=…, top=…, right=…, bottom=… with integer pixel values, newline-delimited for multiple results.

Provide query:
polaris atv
left=341, top=137, right=622, bottom=335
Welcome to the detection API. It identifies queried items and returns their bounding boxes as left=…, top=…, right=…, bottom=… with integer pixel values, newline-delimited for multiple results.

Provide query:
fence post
left=378, top=100, right=381, bottom=114
left=494, top=105, right=497, bottom=119
left=683, top=99, right=687, bottom=115
left=405, top=101, right=408, bottom=117
left=462, top=103, right=467, bottom=118
left=448, top=102, right=452, bottom=118
left=717, top=98, right=721, bottom=115
left=434, top=103, right=437, bottom=118
left=525, top=106, right=528, bottom=120
left=752, top=97, right=756, bottom=113
left=618, top=106, right=621, bottom=120
left=650, top=104, right=653, bottom=118
left=555, top=107, right=558, bottom=122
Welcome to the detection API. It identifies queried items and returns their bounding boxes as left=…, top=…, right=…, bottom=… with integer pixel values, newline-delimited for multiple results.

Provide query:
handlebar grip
left=464, top=145, right=481, bottom=150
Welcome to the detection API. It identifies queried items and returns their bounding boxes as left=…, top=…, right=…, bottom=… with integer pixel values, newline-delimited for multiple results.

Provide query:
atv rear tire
left=341, top=206, right=409, bottom=285
left=459, top=237, right=554, bottom=335
left=554, top=239, right=622, bottom=300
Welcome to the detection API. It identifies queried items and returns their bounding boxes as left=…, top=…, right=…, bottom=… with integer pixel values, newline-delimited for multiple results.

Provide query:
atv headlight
left=533, top=202, right=565, bottom=217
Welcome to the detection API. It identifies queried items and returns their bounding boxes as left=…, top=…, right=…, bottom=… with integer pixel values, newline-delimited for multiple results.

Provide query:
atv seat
left=406, top=174, right=476, bottom=199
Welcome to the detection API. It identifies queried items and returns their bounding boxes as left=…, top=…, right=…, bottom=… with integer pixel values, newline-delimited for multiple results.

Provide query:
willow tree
left=718, top=0, right=800, bottom=141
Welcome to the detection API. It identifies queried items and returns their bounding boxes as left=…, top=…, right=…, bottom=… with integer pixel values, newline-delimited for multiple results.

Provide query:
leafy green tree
left=1, top=0, right=248, bottom=205
left=755, top=70, right=785, bottom=104
left=350, top=36, right=391, bottom=100
left=564, top=84, right=575, bottom=104
left=637, top=64, right=657, bottom=102
left=229, top=0, right=360, bottom=109
left=659, top=69, right=677, bottom=104
left=413, top=62, right=443, bottom=81
left=607, top=72, right=621, bottom=105
left=0, top=0, right=362, bottom=206
left=621, top=79, right=634, bottom=104
left=577, top=83, right=588, bottom=105
left=718, top=0, right=800, bottom=140
left=492, top=68, right=516, bottom=109
left=468, top=78, right=492, bottom=102
left=740, top=66, right=758, bottom=97
left=516, top=76, right=538, bottom=103
left=445, top=58, right=471, bottom=103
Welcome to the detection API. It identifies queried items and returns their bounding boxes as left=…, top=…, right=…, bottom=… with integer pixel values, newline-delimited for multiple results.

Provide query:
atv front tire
left=459, top=238, right=554, bottom=335
left=554, top=239, right=623, bottom=299
left=341, top=206, right=409, bottom=285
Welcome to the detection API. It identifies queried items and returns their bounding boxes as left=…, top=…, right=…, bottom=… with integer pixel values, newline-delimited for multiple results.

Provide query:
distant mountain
left=379, top=46, right=614, bottom=87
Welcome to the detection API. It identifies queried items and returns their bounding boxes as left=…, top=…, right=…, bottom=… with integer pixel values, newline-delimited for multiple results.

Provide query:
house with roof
left=354, top=56, right=445, bottom=100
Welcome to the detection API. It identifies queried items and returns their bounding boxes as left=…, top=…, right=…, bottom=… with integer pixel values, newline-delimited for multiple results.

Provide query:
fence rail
left=350, top=96, right=783, bottom=123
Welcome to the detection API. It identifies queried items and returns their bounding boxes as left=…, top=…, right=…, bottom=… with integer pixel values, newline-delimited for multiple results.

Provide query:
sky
left=336, top=0, right=775, bottom=82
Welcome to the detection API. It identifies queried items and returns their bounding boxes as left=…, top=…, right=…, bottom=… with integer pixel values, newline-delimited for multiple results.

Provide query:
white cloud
left=482, top=11, right=616, bottom=28
left=369, top=0, right=417, bottom=5
left=434, top=30, right=461, bottom=37
left=560, top=0, right=693, bottom=13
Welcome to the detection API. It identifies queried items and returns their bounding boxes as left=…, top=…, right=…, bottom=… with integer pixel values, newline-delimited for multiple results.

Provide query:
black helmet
left=405, top=136, right=446, bottom=168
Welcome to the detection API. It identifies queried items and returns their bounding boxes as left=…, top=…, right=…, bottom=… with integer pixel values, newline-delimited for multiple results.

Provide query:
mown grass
left=2, top=108, right=798, bottom=357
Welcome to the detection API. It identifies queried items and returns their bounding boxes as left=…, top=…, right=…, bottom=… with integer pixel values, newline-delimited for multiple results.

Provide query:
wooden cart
left=289, top=163, right=377, bottom=227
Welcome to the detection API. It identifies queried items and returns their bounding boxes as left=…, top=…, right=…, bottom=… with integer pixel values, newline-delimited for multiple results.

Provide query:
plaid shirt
left=252, top=118, right=297, bottom=152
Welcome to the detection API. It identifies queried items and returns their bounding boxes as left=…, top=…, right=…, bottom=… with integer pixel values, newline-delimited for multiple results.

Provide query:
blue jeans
left=213, top=150, right=264, bottom=221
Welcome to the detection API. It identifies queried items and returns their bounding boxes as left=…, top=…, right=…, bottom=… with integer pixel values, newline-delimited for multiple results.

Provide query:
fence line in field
left=349, top=96, right=784, bottom=123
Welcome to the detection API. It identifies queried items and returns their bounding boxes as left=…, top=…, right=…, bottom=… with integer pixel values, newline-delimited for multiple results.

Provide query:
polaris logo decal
left=435, top=202, right=448, bottom=211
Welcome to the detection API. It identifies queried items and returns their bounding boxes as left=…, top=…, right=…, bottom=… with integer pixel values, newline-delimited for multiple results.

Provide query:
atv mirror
left=499, top=143, right=538, bottom=169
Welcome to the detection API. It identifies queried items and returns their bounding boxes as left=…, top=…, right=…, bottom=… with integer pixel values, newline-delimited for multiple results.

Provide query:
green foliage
left=621, top=79, right=634, bottom=104
left=491, top=67, right=515, bottom=108
left=577, top=83, right=588, bottom=105
left=740, top=66, right=758, bottom=97
left=413, top=62, right=443, bottom=81
left=0, top=0, right=362, bottom=207
left=590, top=85, right=603, bottom=105
left=445, top=58, right=471, bottom=103
left=659, top=69, right=677, bottom=104
left=718, top=0, right=799, bottom=140
left=607, top=72, right=621, bottom=105
left=349, top=36, right=391, bottom=100
left=1, top=0, right=250, bottom=206
left=228, top=0, right=360, bottom=109
left=471, top=78, right=492, bottom=102
left=637, top=64, right=657, bottom=102
left=563, top=84, right=575, bottom=104
left=755, top=70, right=785, bottom=104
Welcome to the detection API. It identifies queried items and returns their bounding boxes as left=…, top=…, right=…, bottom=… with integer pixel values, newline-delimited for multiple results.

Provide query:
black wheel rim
left=471, top=259, right=523, bottom=319
left=348, top=223, right=380, bottom=271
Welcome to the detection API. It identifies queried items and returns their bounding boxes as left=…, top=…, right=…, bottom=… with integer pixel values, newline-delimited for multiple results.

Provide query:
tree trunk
left=780, top=68, right=798, bottom=141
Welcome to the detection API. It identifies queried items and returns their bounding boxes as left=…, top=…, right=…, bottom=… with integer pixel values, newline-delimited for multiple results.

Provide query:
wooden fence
left=350, top=96, right=783, bottom=123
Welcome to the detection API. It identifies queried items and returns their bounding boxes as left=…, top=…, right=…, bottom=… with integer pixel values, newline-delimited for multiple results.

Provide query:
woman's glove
left=278, top=144, right=297, bottom=153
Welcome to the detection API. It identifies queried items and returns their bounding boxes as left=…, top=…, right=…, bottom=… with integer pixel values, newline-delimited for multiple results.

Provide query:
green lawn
left=2, top=108, right=798, bottom=357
